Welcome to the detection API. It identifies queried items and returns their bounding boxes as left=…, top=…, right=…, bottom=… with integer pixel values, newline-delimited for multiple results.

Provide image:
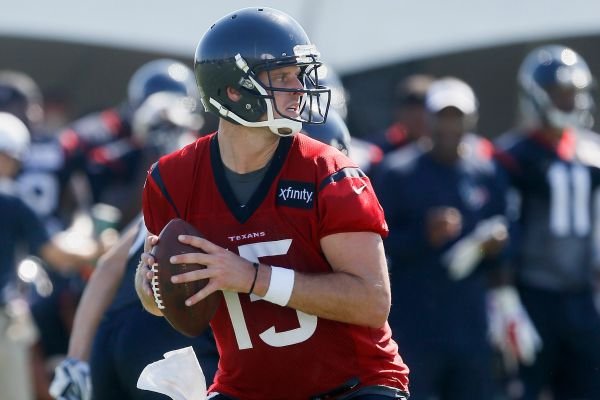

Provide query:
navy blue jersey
left=17, top=133, right=72, bottom=233
left=374, top=134, right=509, bottom=345
left=0, top=191, right=49, bottom=296
left=496, top=130, right=600, bottom=291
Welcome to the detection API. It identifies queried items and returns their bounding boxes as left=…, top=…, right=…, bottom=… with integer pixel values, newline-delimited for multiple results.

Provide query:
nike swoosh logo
left=352, top=184, right=367, bottom=195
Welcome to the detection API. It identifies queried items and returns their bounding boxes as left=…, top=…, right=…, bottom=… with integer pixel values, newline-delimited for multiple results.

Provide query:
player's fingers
left=136, top=262, right=153, bottom=297
left=171, top=268, right=212, bottom=284
left=144, top=234, right=159, bottom=253
left=170, top=252, right=212, bottom=266
left=140, top=252, right=155, bottom=266
left=178, top=235, right=221, bottom=253
left=185, top=282, right=218, bottom=306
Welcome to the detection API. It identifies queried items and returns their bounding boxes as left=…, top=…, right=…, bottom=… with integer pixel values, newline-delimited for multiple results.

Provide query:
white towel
left=137, top=346, right=207, bottom=400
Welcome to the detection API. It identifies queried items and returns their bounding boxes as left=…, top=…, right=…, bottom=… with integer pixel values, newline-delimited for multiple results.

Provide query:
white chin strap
left=209, top=97, right=302, bottom=136
left=207, top=54, right=302, bottom=137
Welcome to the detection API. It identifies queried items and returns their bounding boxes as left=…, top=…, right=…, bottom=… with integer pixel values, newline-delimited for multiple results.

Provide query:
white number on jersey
left=547, top=162, right=590, bottom=237
left=223, top=239, right=318, bottom=350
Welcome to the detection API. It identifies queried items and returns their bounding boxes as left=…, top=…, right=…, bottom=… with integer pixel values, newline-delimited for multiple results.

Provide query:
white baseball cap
left=425, top=77, right=478, bottom=115
left=0, top=112, right=31, bottom=161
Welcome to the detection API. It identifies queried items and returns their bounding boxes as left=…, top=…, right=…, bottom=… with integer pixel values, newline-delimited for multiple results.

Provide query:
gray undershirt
left=223, top=163, right=270, bottom=206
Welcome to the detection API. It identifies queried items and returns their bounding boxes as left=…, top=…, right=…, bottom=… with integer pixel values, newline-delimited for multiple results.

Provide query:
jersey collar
left=210, top=133, right=293, bottom=224
left=530, top=129, right=576, bottom=160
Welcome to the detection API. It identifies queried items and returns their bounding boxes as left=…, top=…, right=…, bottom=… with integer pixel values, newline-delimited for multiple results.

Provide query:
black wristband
left=248, top=262, right=259, bottom=294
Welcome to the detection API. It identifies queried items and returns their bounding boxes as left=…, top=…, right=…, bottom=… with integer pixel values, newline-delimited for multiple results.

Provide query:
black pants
left=207, top=385, right=409, bottom=400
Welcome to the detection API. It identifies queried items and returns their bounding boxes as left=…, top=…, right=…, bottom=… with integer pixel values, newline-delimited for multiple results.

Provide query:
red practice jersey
left=143, top=132, right=409, bottom=399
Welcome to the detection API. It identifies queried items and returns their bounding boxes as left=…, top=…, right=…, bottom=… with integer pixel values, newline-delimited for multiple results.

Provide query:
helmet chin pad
left=208, top=97, right=302, bottom=136
left=267, top=118, right=302, bottom=137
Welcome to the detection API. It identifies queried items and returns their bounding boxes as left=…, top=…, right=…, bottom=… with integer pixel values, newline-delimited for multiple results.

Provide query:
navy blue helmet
left=127, top=59, right=197, bottom=109
left=194, top=7, right=330, bottom=136
left=302, top=109, right=350, bottom=155
left=518, top=45, right=594, bottom=129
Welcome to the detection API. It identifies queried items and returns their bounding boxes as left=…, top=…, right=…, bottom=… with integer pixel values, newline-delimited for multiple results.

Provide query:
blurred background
left=2, top=0, right=600, bottom=138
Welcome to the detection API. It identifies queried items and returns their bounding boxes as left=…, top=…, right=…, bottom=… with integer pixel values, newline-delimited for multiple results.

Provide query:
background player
left=495, top=44, right=600, bottom=399
left=49, top=89, right=218, bottom=400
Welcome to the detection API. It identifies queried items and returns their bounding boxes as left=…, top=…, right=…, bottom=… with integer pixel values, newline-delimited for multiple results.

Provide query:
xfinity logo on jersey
left=276, top=180, right=315, bottom=209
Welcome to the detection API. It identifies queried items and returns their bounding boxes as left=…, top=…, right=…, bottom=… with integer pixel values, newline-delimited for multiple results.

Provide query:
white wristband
left=262, top=266, right=295, bottom=306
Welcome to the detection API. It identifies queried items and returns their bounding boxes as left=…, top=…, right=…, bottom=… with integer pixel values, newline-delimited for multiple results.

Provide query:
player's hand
left=426, top=207, right=462, bottom=248
left=170, top=235, right=256, bottom=305
left=479, top=223, right=508, bottom=257
left=487, top=286, right=542, bottom=371
left=49, top=357, right=91, bottom=400
left=443, top=215, right=508, bottom=280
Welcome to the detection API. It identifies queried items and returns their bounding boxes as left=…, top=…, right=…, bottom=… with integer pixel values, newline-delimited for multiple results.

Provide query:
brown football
left=150, top=218, right=221, bottom=337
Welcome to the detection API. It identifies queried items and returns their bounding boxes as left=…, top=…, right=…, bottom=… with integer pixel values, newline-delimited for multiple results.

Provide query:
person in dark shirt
left=374, top=77, right=516, bottom=399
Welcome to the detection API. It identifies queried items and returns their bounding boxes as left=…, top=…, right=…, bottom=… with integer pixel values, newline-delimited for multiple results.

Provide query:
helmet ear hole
left=226, top=87, right=242, bottom=102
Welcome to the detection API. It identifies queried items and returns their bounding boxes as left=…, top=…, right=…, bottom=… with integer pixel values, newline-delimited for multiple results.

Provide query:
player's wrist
left=250, top=263, right=270, bottom=298
left=247, top=262, right=259, bottom=294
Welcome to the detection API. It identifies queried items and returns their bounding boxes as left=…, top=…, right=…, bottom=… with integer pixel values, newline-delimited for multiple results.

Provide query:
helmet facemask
left=520, top=79, right=594, bottom=131
left=205, top=46, right=331, bottom=136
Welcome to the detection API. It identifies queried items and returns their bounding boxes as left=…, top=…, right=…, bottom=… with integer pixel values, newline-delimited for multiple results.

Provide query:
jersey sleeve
left=317, top=166, right=389, bottom=239
left=13, top=197, right=50, bottom=255
left=142, top=161, right=180, bottom=235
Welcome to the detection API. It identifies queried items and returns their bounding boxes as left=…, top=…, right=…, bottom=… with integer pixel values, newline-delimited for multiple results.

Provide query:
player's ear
left=226, top=87, right=242, bottom=102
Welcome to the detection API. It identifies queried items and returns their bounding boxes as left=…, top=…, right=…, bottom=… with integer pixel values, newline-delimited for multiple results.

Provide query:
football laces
left=150, top=263, right=166, bottom=310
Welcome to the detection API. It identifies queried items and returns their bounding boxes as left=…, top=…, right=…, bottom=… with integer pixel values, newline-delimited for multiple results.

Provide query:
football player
left=0, top=70, right=71, bottom=234
left=58, top=58, right=198, bottom=228
left=136, top=7, right=409, bottom=399
left=495, top=44, right=600, bottom=399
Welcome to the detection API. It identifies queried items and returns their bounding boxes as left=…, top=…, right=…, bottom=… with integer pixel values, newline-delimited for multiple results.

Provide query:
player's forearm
left=68, top=226, right=136, bottom=360
left=252, top=265, right=391, bottom=328
left=40, top=239, right=99, bottom=273
left=293, top=270, right=391, bottom=328
left=68, top=264, right=120, bottom=360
